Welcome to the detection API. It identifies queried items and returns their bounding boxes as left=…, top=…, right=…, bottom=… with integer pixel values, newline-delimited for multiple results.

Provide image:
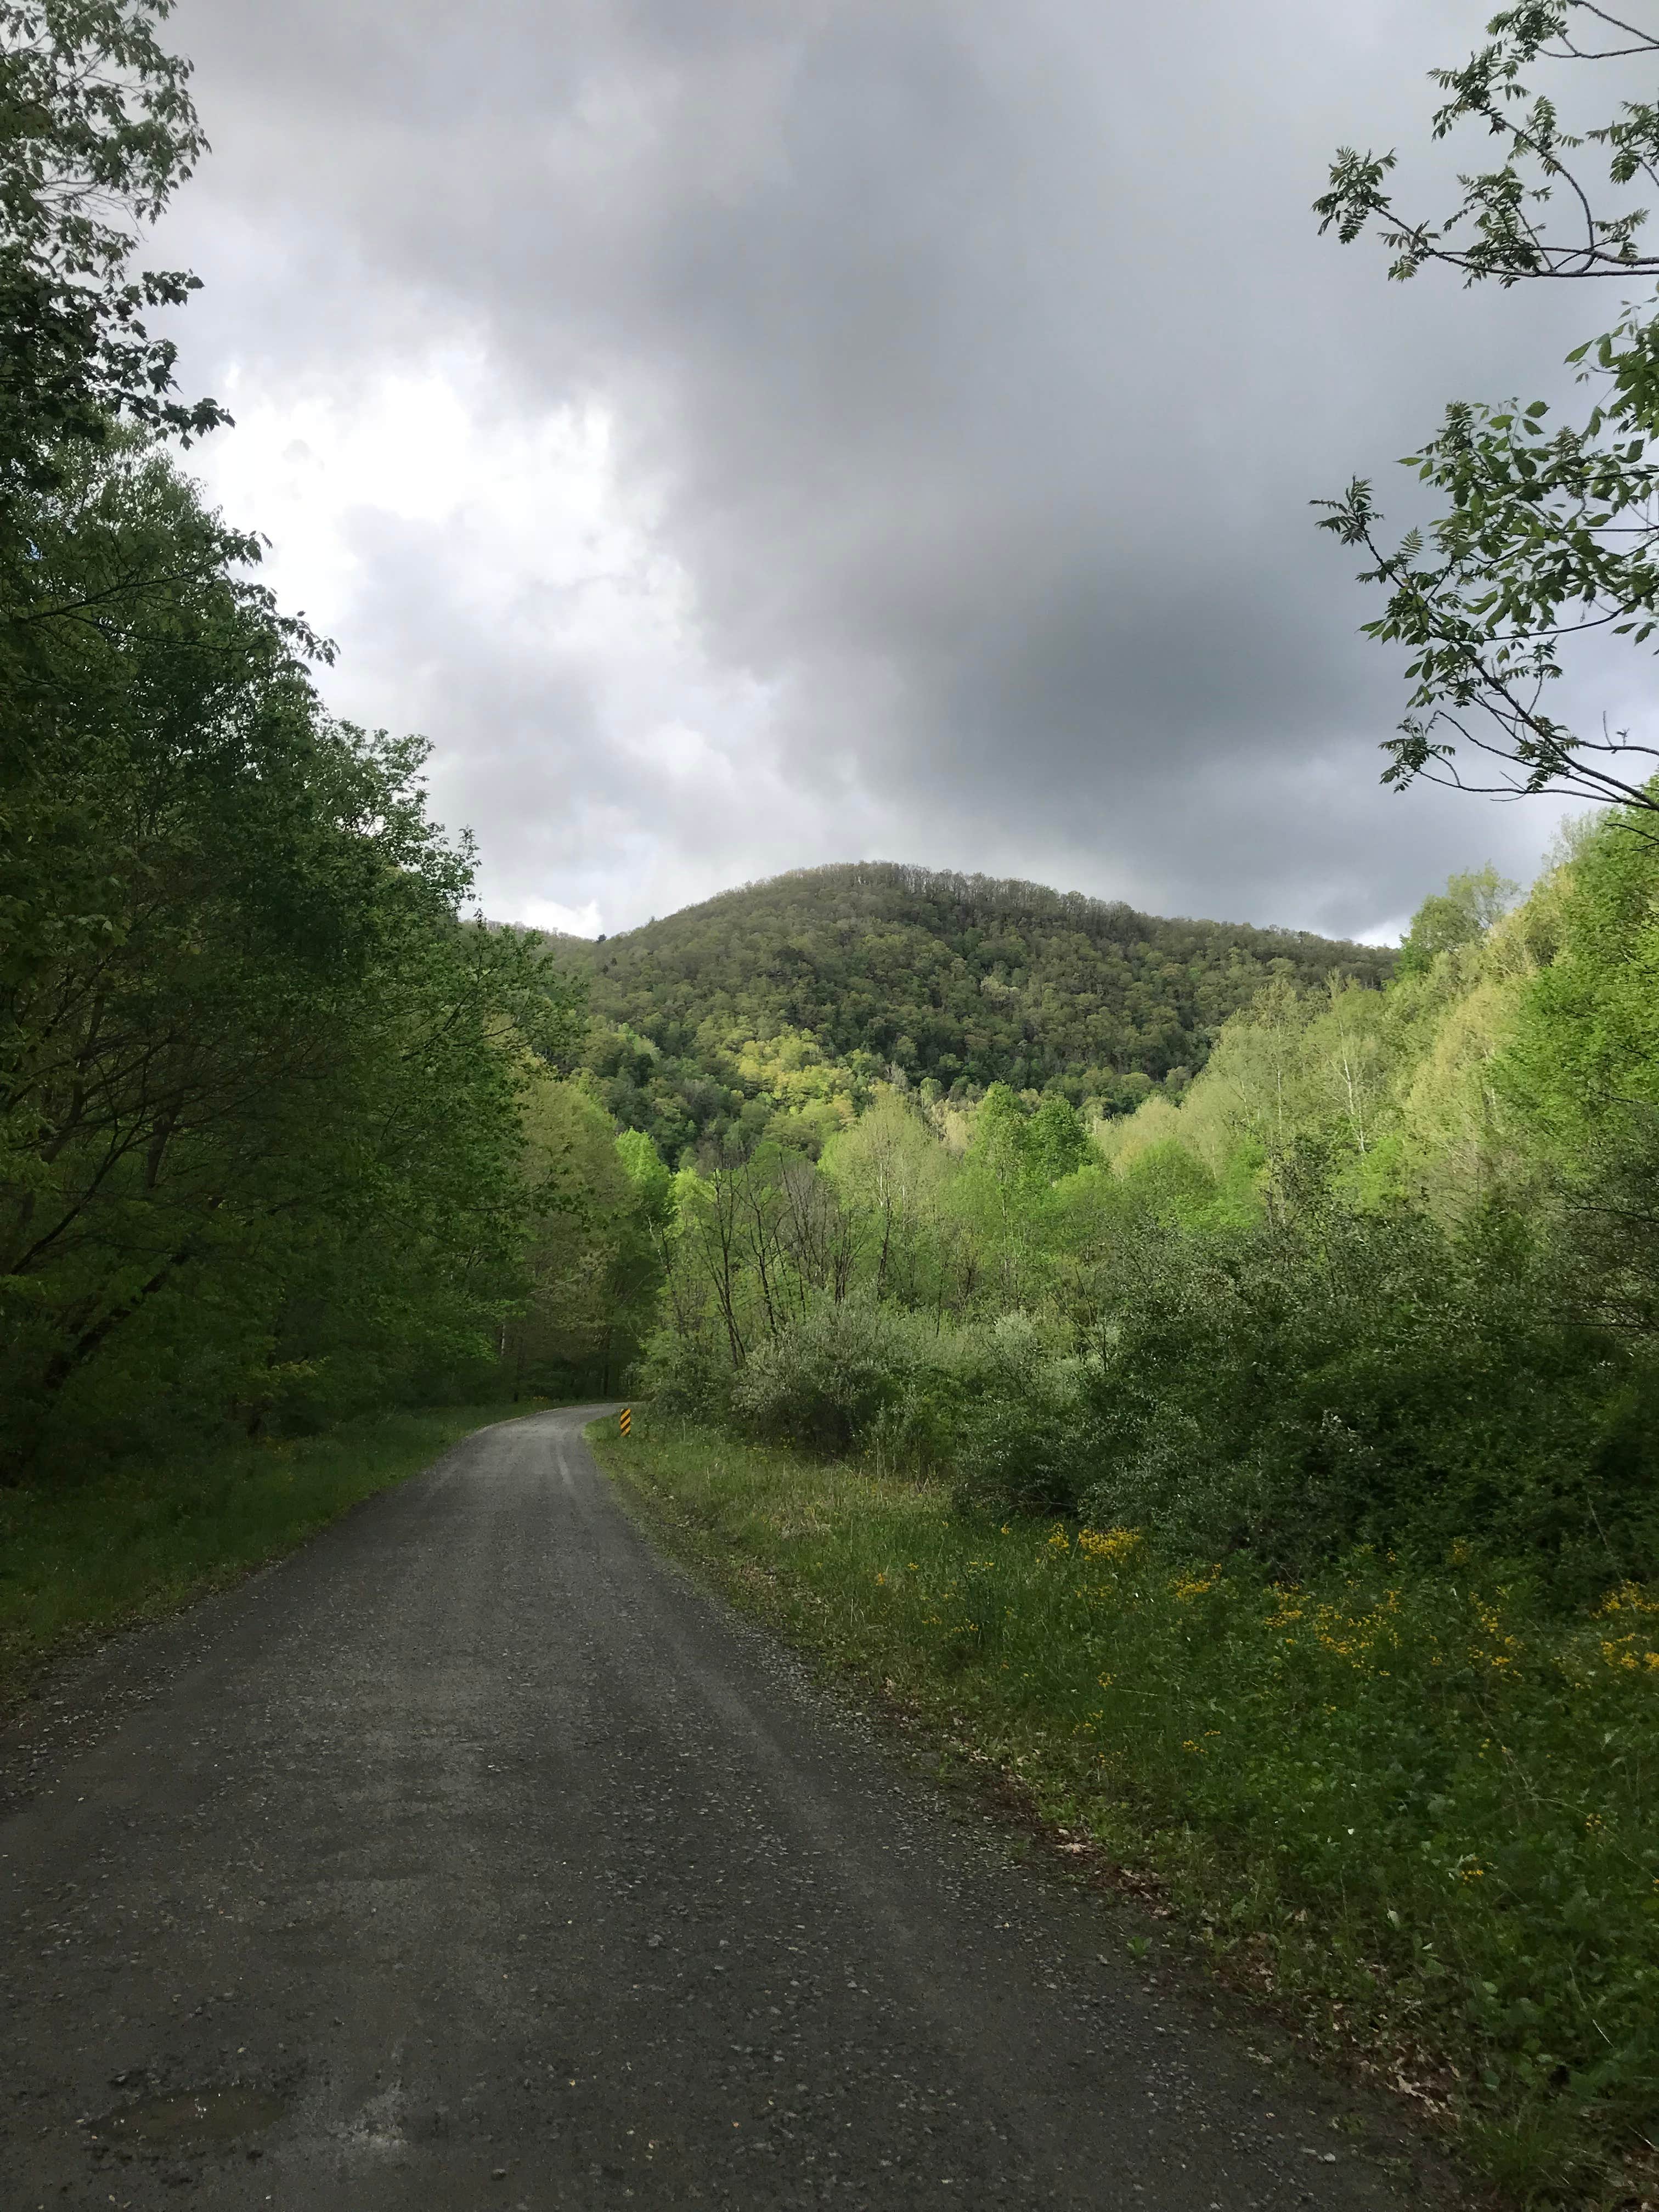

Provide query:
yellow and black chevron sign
left=618, top=1407, right=632, bottom=1436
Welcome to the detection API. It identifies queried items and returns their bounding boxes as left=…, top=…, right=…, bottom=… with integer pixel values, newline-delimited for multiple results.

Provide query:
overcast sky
left=151, top=0, right=1622, bottom=943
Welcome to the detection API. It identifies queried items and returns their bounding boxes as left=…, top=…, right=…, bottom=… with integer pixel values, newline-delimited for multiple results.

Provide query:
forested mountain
left=548, top=863, right=1393, bottom=1159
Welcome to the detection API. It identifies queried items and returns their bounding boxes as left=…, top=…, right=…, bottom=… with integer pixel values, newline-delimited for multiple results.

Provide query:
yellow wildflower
left=1172, top=1566, right=1222, bottom=1602
left=1076, top=1526, right=1142, bottom=1563
left=1599, top=1581, right=1659, bottom=1618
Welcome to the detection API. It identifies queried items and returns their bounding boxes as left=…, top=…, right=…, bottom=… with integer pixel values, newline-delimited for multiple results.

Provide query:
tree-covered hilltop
left=549, top=862, right=1393, bottom=1158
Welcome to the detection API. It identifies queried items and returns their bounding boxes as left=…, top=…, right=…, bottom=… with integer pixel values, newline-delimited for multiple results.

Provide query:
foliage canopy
left=1318, top=2, right=1659, bottom=812
left=0, top=0, right=227, bottom=496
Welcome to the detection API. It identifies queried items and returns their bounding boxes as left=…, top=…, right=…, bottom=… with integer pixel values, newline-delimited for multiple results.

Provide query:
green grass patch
left=0, top=1402, right=531, bottom=1701
left=594, top=1410, right=1659, bottom=2210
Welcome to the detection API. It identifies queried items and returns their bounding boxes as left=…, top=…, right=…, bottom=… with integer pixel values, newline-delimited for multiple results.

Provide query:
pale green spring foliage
left=644, top=803, right=1659, bottom=1590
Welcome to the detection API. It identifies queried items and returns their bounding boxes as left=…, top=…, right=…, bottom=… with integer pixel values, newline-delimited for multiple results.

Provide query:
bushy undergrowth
left=599, top=1411, right=1659, bottom=2207
left=1074, top=1197, right=1659, bottom=1601
left=726, top=1301, right=1088, bottom=1491
left=649, top=1215, right=1659, bottom=1605
left=648, top=1295, right=1104, bottom=1510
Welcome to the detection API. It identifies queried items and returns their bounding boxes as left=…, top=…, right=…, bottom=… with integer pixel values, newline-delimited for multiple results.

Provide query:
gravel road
left=0, top=1406, right=1454, bottom=2210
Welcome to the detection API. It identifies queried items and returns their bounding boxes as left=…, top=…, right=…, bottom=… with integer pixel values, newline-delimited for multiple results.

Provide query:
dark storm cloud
left=159, top=0, right=1607, bottom=936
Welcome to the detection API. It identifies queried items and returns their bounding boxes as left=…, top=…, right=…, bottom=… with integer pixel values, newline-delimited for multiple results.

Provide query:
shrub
left=731, top=1299, right=915, bottom=1452
left=635, top=1321, right=740, bottom=1421
left=949, top=1314, right=1101, bottom=1515
left=1072, top=1201, right=1659, bottom=1595
left=721, top=1301, right=1088, bottom=1493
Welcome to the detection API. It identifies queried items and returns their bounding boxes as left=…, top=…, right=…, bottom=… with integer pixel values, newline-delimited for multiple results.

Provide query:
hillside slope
left=549, top=862, right=1393, bottom=1158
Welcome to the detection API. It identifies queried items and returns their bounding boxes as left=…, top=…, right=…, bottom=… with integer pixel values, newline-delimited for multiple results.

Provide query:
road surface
left=1, top=1407, right=1452, bottom=2209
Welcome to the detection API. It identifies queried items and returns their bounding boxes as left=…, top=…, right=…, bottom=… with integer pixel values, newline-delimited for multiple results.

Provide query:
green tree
left=1303, top=976, right=1394, bottom=1166
left=507, top=1079, right=659, bottom=1397
left=1502, top=791, right=1659, bottom=1329
left=968, top=1083, right=1032, bottom=1181
left=1028, top=1093, right=1093, bottom=1181
left=1192, top=977, right=1314, bottom=1160
left=1396, top=864, right=1519, bottom=974
left=0, top=0, right=227, bottom=497
left=617, top=1126, right=673, bottom=1228
left=1317, top=3, right=1659, bottom=811
left=825, top=1093, right=946, bottom=1304
left=0, top=439, right=585, bottom=1470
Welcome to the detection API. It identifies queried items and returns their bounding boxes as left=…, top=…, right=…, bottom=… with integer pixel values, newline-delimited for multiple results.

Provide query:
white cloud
left=159, top=0, right=1605, bottom=943
left=191, top=354, right=830, bottom=924
left=521, top=896, right=606, bottom=939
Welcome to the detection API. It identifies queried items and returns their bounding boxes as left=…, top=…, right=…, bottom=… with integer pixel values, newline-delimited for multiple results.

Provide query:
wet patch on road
left=100, top=2081, right=290, bottom=2149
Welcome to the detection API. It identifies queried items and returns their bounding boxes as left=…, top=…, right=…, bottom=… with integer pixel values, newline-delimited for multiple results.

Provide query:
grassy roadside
left=0, top=1402, right=534, bottom=1704
left=592, top=1409, right=1659, bottom=2212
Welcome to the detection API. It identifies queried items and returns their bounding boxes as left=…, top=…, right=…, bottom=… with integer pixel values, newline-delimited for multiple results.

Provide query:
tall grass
left=0, top=1403, right=527, bottom=1699
left=596, top=1410, right=1659, bottom=2209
